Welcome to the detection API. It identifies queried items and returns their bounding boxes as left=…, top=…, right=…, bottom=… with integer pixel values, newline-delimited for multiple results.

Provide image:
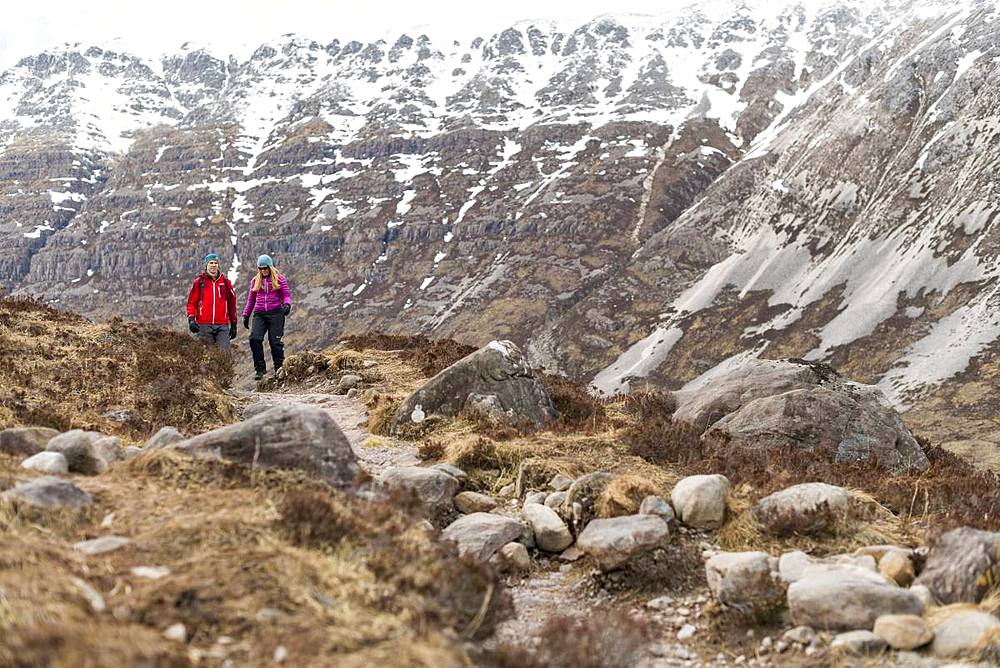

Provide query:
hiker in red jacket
left=185, top=253, right=238, bottom=351
left=242, top=254, right=292, bottom=380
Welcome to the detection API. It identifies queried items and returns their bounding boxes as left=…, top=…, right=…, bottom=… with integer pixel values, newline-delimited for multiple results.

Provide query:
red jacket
left=186, top=273, right=237, bottom=325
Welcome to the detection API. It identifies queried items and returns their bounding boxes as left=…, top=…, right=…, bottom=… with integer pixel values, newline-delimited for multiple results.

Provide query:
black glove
left=281, top=303, right=291, bottom=316
left=229, top=322, right=237, bottom=340
left=243, top=315, right=250, bottom=330
left=188, top=316, right=199, bottom=334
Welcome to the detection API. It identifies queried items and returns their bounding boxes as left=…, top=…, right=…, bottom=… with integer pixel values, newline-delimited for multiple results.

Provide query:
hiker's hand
left=243, top=315, right=250, bottom=330
left=188, top=316, right=199, bottom=334
left=229, top=322, right=237, bottom=340
left=282, top=304, right=291, bottom=316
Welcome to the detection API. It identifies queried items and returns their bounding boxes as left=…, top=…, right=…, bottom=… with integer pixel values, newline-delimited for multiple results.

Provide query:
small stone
left=378, top=466, right=460, bottom=511
left=73, top=535, right=130, bottom=556
left=71, top=577, right=106, bottom=612
left=339, top=374, right=362, bottom=391
left=545, top=491, right=567, bottom=509
left=559, top=564, right=572, bottom=573
left=362, top=360, right=378, bottom=369
left=549, top=473, right=573, bottom=491
left=559, top=546, right=583, bottom=562
left=163, top=623, right=187, bottom=642
left=647, top=595, right=673, bottom=611
left=131, top=566, right=171, bottom=579
left=256, top=608, right=283, bottom=622
left=346, top=388, right=358, bottom=399
left=705, top=551, right=784, bottom=615
left=873, top=614, right=933, bottom=650
left=499, top=483, right=516, bottom=498
left=678, top=624, right=696, bottom=641
left=783, top=626, right=817, bottom=646
left=21, top=451, right=69, bottom=474
left=100, top=513, right=115, bottom=528
left=431, top=463, right=467, bottom=481
left=524, top=491, right=548, bottom=505
left=671, top=474, right=730, bottom=529
left=577, top=514, right=671, bottom=571
left=440, top=513, right=524, bottom=563
left=789, top=564, right=924, bottom=630
left=1, top=476, right=92, bottom=508
left=638, top=495, right=675, bottom=524
left=145, top=427, right=183, bottom=450
left=454, top=491, right=497, bottom=514
left=830, top=630, right=887, bottom=656
left=522, top=502, right=573, bottom=552
left=274, top=646, right=288, bottom=663
left=497, top=542, right=531, bottom=574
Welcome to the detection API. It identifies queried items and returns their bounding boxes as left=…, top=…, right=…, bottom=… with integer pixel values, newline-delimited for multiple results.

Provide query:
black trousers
left=249, top=309, right=285, bottom=373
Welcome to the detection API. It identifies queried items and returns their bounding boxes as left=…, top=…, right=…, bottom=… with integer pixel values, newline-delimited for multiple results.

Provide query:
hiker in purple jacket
left=242, top=254, right=292, bottom=381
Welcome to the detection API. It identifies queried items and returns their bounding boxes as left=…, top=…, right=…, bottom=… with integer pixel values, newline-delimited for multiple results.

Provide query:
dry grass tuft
left=595, top=474, right=662, bottom=518
left=0, top=298, right=232, bottom=442
left=341, top=333, right=476, bottom=377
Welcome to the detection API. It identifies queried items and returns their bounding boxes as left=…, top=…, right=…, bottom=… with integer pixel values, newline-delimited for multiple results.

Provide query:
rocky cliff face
left=1, top=0, right=998, bottom=453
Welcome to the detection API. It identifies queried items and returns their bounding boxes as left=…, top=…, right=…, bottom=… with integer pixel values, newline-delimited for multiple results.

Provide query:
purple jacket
left=242, top=273, right=291, bottom=316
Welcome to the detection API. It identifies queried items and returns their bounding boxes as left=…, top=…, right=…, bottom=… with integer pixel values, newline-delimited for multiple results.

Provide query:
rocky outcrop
left=1, top=476, right=92, bottom=508
left=172, top=404, right=359, bottom=488
left=913, top=527, right=1000, bottom=605
left=390, top=341, right=557, bottom=433
left=675, top=360, right=928, bottom=472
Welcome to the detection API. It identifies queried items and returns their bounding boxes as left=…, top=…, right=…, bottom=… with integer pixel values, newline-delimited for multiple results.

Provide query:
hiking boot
left=254, top=370, right=265, bottom=381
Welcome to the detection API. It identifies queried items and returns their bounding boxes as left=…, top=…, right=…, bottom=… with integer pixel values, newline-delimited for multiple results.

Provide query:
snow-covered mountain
left=1, top=0, right=998, bottom=453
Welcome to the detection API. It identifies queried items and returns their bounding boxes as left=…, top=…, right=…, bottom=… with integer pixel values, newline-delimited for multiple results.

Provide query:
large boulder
left=1, top=476, right=92, bottom=508
left=172, top=404, right=359, bottom=488
left=46, top=430, right=120, bottom=475
left=675, top=359, right=928, bottom=473
left=0, top=427, right=59, bottom=456
left=930, top=609, right=1000, bottom=659
left=788, top=564, right=925, bottom=630
left=671, top=474, right=730, bottom=529
left=576, top=514, right=671, bottom=571
left=753, top=483, right=853, bottom=535
left=378, top=467, right=460, bottom=511
left=522, top=503, right=573, bottom=552
left=705, top=551, right=784, bottom=615
left=914, top=527, right=1000, bottom=604
left=441, top=513, right=525, bottom=563
left=390, top=341, right=557, bottom=433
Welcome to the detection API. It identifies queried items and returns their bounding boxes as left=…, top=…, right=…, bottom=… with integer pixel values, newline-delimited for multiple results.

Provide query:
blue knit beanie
left=256, top=254, right=274, bottom=268
left=203, top=253, right=220, bottom=263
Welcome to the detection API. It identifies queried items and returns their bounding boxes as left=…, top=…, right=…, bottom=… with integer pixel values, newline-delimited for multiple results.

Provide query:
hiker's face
left=259, top=266, right=271, bottom=275
left=206, top=260, right=219, bottom=274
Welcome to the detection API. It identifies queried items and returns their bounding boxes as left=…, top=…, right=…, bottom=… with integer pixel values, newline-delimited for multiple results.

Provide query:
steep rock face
left=1, top=1, right=998, bottom=455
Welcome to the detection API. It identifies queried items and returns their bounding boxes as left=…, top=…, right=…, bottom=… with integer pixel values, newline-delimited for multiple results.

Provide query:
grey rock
left=692, top=361, right=928, bottom=473
left=544, top=491, right=567, bottom=509
left=576, top=514, right=671, bottom=571
left=671, top=474, right=730, bottom=529
left=638, top=495, right=675, bottom=524
left=21, top=451, right=69, bottom=474
left=339, top=374, right=362, bottom=391
left=705, top=551, right=784, bottom=614
left=873, top=614, right=934, bottom=650
left=1, top=476, right=92, bottom=508
left=549, top=473, right=573, bottom=491
left=0, top=427, right=59, bottom=456
left=123, top=446, right=143, bottom=460
left=754, top=483, right=853, bottom=535
left=242, top=400, right=291, bottom=421
left=454, top=491, right=497, bottom=514
left=499, top=483, right=516, bottom=498
left=46, top=430, right=113, bottom=474
left=522, top=502, right=573, bottom=552
left=788, top=564, right=924, bottom=630
left=464, top=393, right=508, bottom=421
left=431, top=463, right=467, bottom=481
left=379, top=466, right=460, bottom=510
left=440, top=513, right=525, bottom=562
left=778, top=550, right=876, bottom=584
left=929, top=609, right=1000, bottom=658
left=173, top=404, right=359, bottom=488
left=73, top=535, right=131, bottom=556
left=524, top=491, right=548, bottom=505
left=496, top=542, right=531, bottom=574
left=782, top=626, right=818, bottom=646
left=914, top=527, right=1000, bottom=604
left=145, top=426, right=183, bottom=450
left=830, top=630, right=887, bottom=657
left=391, top=341, right=557, bottom=432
